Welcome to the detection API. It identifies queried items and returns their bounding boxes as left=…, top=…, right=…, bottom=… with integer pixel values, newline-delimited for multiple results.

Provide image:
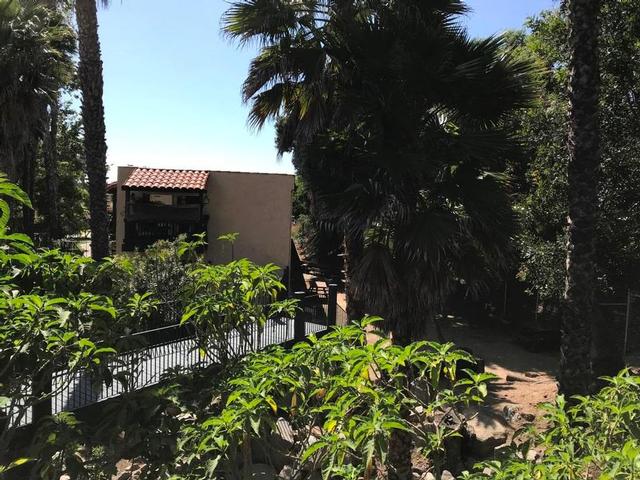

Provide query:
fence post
left=32, top=368, right=52, bottom=423
left=624, top=288, right=632, bottom=356
left=327, top=284, right=338, bottom=328
left=294, top=291, right=307, bottom=342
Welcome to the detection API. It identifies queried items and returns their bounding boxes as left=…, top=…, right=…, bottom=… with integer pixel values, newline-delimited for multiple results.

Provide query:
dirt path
left=434, top=320, right=558, bottom=431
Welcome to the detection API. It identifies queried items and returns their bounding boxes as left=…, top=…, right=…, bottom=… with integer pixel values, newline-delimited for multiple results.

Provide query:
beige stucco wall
left=206, top=171, right=294, bottom=269
left=114, top=167, right=294, bottom=270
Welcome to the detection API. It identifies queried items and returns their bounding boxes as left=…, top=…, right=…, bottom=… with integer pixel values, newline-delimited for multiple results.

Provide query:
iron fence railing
left=8, top=286, right=339, bottom=428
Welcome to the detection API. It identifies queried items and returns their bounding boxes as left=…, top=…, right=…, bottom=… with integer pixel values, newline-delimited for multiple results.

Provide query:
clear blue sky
left=99, top=0, right=556, bottom=180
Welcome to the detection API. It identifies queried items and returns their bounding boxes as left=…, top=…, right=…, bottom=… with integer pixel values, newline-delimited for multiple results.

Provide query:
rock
left=464, top=406, right=512, bottom=458
left=111, top=457, right=147, bottom=480
left=244, top=463, right=277, bottom=480
left=521, top=412, right=536, bottom=422
left=279, top=465, right=321, bottom=480
left=441, top=470, right=455, bottom=479
left=502, top=405, right=519, bottom=422
left=526, top=448, right=543, bottom=462
left=113, top=459, right=133, bottom=480
left=414, top=473, right=435, bottom=480
left=309, top=425, right=323, bottom=439
left=253, top=418, right=296, bottom=470
left=278, top=465, right=295, bottom=480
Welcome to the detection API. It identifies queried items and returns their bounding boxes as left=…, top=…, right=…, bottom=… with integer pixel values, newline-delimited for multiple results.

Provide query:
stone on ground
left=463, top=406, right=512, bottom=458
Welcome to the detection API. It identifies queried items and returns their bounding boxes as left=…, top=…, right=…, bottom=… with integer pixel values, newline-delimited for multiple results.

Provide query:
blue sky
left=99, top=0, right=556, bottom=180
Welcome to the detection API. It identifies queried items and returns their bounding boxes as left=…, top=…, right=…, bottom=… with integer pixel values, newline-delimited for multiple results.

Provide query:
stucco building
left=113, top=166, right=295, bottom=269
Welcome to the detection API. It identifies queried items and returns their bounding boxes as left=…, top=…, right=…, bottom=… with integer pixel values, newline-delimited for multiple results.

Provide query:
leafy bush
left=181, top=257, right=297, bottom=365
left=90, top=236, right=205, bottom=329
left=0, top=175, right=300, bottom=478
left=173, top=319, right=492, bottom=479
left=0, top=176, right=118, bottom=473
left=462, top=369, right=640, bottom=480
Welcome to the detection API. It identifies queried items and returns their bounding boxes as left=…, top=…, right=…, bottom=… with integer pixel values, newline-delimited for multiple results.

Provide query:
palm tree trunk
left=43, top=102, right=60, bottom=241
left=560, top=0, right=601, bottom=396
left=75, top=0, right=109, bottom=259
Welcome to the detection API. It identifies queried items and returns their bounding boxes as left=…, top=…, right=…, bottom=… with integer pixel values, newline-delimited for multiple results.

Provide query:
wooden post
left=294, top=291, right=307, bottom=342
left=327, top=283, right=338, bottom=328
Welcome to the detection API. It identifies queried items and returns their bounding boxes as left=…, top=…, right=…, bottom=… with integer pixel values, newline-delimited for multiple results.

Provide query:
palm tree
left=226, top=1, right=534, bottom=477
left=224, top=0, right=371, bottom=318
left=75, top=0, right=109, bottom=259
left=0, top=0, right=74, bottom=232
left=559, top=0, right=602, bottom=396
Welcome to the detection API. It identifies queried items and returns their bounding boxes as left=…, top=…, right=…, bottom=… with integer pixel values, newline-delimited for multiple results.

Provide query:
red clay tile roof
left=122, top=168, right=209, bottom=191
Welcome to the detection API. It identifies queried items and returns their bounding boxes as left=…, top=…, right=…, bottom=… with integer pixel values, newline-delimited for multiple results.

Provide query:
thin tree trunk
left=560, top=0, right=601, bottom=396
left=21, top=144, right=36, bottom=237
left=344, top=230, right=365, bottom=320
left=43, top=102, right=60, bottom=241
left=75, top=0, right=109, bottom=259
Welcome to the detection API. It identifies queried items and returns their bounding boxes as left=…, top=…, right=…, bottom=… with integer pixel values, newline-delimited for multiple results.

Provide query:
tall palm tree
left=75, top=0, right=109, bottom=259
left=559, top=0, right=602, bottom=396
left=0, top=0, right=74, bottom=232
left=40, top=0, right=62, bottom=242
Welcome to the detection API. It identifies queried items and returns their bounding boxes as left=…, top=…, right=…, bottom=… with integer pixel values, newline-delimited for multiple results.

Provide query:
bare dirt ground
left=434, top=318, right=639, bottom=433
left=433, top=319, right=559, bottom=432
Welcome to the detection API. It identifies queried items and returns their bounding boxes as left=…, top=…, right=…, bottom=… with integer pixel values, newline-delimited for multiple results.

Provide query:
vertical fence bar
left=327, top=284, right=338, bottom=328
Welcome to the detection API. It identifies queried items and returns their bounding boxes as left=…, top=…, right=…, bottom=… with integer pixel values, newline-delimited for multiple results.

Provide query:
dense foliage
left=463, top=370, right=640, bottom=480
left=172, top=319, right=492, bottom=479
left=225, top=0, right=535, bottom=345
left=511, top=2, right=640, bottom=318
left=0, top=0, right=88, bottom=241
left=0, top=174, right=115, bottom=465
left=1, top=0, right=640, bottom=478
left=0, top=177, right=295, bottom=477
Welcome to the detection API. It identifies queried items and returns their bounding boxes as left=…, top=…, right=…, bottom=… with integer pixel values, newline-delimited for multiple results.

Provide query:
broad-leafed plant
left=175, top=318, right=493, bottom=479
left=461, top=370, right=640, bottom=480
left=180, top=246, right=298, bottom=365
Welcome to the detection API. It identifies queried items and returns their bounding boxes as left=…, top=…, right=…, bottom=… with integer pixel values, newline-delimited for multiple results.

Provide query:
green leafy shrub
left=173, top=319, right=492, bottom=479
left=181, top=257, right=297, bottom=365
left=462, top=370, right=640, bottom=480
left=0, top=176, right=118, bottom=475
left=91, top=236, right=202, bottom=328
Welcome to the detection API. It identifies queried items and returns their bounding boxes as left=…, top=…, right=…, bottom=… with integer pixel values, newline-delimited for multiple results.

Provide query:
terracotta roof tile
left=122, top=168, right=209, bottom=191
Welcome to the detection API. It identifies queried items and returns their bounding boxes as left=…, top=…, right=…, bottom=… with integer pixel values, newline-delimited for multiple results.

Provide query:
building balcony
left=126, top=203, right=203, bottom=223
left=122, top=220, right=207, bottom=252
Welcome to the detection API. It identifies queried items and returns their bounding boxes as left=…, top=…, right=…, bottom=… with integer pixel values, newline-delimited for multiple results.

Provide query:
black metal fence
left=11, top=285, right=340, bottom=427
